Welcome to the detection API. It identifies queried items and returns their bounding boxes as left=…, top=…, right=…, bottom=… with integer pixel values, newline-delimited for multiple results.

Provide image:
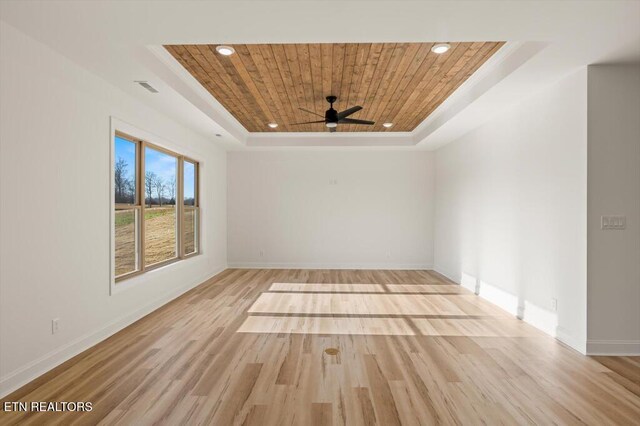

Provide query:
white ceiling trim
left=247, top=132, right=416, bottom=148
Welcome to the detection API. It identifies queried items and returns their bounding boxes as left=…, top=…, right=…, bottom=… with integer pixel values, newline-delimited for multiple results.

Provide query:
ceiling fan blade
left=339, top=118, right=375, bottom=125
left=299, top=107, right=324, bottom=118
left=329, top=126, right=337, bottom=133
left=291, top=120, right=326, bottom=125
left=337, top=106, right=363, bottom=119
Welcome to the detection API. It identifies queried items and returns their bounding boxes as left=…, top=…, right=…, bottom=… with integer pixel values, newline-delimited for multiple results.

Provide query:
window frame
left=110, top=119, right=201, bottom=293
left=182, top=158, right=200, bottom=258
left=113, top=132, right=142, bottom=280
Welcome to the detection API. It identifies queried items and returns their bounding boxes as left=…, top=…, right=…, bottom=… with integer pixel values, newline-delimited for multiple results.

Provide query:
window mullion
left=178, top=157, right=184, bottom=258
left=139, top=140, right=146, bottom=273
left=196, top=164, right=200, bottom=253
left=194, top=162, right=199, bottom=208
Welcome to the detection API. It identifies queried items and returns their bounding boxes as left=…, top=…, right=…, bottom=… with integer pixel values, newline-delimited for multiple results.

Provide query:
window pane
left=144, top=147, right=177, bottom=265
left=115, top=209, right=139, bottom=276
left=184, top=208, right=198, bottom=255
left=114, top=136, right=136, bottom=204
left=184, top=160, right=196, bottom=206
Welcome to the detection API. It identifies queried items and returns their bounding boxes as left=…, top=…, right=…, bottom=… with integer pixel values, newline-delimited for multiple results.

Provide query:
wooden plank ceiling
left=165, top=42, right=504, bottom=132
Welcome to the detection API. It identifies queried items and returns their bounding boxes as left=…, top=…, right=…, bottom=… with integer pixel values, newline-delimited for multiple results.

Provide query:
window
left=113, top=131, right=200, bottom=282
left=144, top=146, right=178, bottom=266
left=183, top=160, right=199, bottom=256
left=114, top=136, right=140, bottom=277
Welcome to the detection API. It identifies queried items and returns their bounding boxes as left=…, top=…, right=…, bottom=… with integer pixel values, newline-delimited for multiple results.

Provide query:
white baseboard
left=227, top=262, right=433, bottom=270
left=556, top=327, right=586, bottom=354
left=0, top=265, right=227, bottom=399
left=433, top=266, right=586, bottom=354
left=431, top=266, right=459, bottom=284
left=587, top=340, right=640, bottom=356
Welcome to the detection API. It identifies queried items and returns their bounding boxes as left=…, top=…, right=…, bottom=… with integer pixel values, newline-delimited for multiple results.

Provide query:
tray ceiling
left=165, top=42, right=504, bottom=133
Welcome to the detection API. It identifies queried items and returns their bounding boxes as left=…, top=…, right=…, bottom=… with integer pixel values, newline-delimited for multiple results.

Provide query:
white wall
left=434, top=69, right=588, bottom=353
left=587, top=65, right=640, bottom=355
left=228, top=150, right=435, bottom=269
left=0, top=22, right=227, bottom=396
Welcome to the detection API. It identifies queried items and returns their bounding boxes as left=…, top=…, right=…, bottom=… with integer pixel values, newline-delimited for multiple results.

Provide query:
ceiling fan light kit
left=293, top=95, right=375, bottom=132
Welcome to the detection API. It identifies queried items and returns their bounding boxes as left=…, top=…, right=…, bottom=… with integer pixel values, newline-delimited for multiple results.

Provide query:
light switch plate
left=601, top=215, right=626, bottom=230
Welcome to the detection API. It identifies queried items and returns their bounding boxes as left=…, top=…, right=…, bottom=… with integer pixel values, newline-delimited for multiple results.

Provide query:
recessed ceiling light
left=431, top=43, right=451, bottom=54
left=268, top=123, right=278, bottom=129
left=216, top=45, right=235, bottom=56
left=215, top=133, right=222, bottom=137
left=382, top=122, right=393, bottom=128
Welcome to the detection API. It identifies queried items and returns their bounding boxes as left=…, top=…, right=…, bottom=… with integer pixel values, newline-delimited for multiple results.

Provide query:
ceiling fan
left=293, top=96, right=375, bottom=132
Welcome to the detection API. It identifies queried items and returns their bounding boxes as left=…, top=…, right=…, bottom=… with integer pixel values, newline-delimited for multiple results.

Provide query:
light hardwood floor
left=1, top=269, right=639, bottom=425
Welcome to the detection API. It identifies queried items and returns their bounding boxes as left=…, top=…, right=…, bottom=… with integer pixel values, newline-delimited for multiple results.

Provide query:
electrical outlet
left=329, top=179, right=338, bottom=185
left=259, top=250, right=264, bottom=257
left=551, top=298, right=557, bottom=312
left=52, top=318, right=59, bottom=334
left=387, top=250, right=392, bottom=258
left=601, top=215, right=626, bottom=230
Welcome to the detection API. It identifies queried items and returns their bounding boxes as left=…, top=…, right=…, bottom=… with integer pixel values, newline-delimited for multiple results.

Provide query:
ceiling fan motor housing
left=325, top=108, right=338, bottom=123
left=325, top=95, right=338, bottom=123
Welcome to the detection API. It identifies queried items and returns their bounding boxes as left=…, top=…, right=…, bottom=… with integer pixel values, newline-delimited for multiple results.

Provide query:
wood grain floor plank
left=1, top=269, right=639, bottom=425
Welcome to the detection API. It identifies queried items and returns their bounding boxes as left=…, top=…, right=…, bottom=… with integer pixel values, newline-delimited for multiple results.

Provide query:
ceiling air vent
left=135, top=81, right=158, bottom=93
